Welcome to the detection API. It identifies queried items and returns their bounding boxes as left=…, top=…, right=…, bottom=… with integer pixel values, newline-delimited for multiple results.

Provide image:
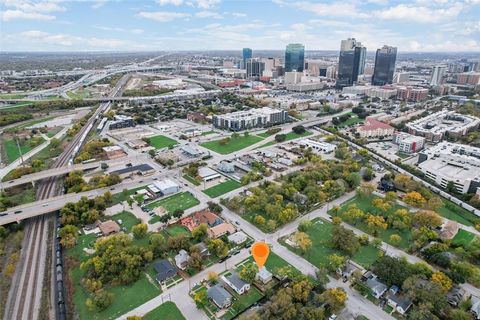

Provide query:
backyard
left=142, top=302, right=186, bottom=320
left=200, top=135, right=263, bottom=155
left=281, top=218, right=381, bottom=269
left=147, top=135, right=178, bottom=149
left=203, top=179, right=242, bottom=198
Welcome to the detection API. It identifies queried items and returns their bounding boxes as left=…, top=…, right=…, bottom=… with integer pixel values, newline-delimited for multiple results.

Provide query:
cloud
left=2, top=0, right=66, bottom=13
left=94, top=25, right=145, bottom=34
left=373, top=3, right=464, bottom=23
left=91, top=0, right=108, bottom=9
left=192, top=0, right=221, bottom=9
left=136, top=11, right=190, bottom=22
left=274, top=1, right=369, bottom=18
left=231, top=12, right=246, bottom=17
left=0, top=10, right=55, bottom=21
left=195, top=10, right=223, bottom=18
left=157, top=0, right=184, bottom=5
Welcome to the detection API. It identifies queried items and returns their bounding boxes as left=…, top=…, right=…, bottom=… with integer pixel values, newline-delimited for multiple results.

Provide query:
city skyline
left=1, top=0, right=480, bottom=52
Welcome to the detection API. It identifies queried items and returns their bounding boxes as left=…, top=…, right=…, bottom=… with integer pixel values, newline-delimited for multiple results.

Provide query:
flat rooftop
left=407, top=109, right=480, bottom=135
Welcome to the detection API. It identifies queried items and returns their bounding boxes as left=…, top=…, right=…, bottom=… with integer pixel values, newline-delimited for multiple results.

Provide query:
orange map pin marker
left=252, top=242, right=270, bottom=269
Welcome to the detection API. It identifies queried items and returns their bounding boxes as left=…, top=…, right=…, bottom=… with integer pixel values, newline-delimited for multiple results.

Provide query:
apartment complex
left=418, top=142, right=480, bottom=194
left=212, top=107, right=288, bottom=131
left=393, top=132, right=425, bottom=154
left=407, top=110, right=480, bottom=142
left=356, top=118, right=395, bottom=138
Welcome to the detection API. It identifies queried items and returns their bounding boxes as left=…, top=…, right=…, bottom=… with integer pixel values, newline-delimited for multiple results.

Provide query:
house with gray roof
left=154, top=259, right=177, bottom=284
left=365, top=277, right=388, bottom=299
left=256, top=267, right=273, bottom=284
left=471, top=295, right=480, bottom=319
left=207, top=284, right=232, bottom=309
left=174, top=249, right=190, bottom=270
left=222, top=272, right=250, bottom=294
left=386, top=292, right=412, bottom=315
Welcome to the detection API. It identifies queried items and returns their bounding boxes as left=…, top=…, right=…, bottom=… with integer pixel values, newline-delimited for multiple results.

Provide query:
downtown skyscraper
left=372, top=45, right=397, bottom=86
left=242, top=48, right=252, bottom=69
left=336, top=38, right=366, bottom=88
left=284, top=43, right=305, bottom=72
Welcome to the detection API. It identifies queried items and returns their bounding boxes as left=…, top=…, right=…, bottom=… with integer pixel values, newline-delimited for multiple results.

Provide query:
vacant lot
left=145, top=192, right=200, bottom=212
left=203, top=179, right=242, bottom=198
left=282, top=218, right=381, bottom=269
left=200, top=135, right=263, bottom=154
left=143, top=302, right=186, bottom=320
left=147, top=135, right=178, bottom=149
left=3, top=137, right=45, bottom=163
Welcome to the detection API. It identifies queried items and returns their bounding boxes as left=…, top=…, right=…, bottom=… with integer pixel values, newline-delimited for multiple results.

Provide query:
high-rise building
left=372, top=45, right=397, bottom=86
left=284, top=43, right=305, bottom=72
left=336, top=38, right=366, bottom=88
left=242, top=48, right=252, bottom=69
left=246, top=59, right=265, bottom=78
left=430, top=65, right=446, bottom=86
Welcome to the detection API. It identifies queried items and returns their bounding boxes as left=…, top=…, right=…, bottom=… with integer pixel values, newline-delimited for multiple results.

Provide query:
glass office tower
left=336, top=38, right=366, bottom=88
left=285, top=43, right=305, bottom=72
left=372, top=45, right=397, bottom=86
left=242, top=48, right=252, bottom=69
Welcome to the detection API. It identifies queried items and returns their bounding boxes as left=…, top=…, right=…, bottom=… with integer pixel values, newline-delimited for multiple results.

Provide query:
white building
left=149, top=179, right=180, bottom=196
left=393, top=132, right=425, bottom=154
left=368, top=87, right=398, bottom=99
left=298, top=138, right=336, bottom=154
left=286, top=82, right=325, bottom=92
left=198, top=167, right=221, bottom=182
left=407, top=110, right=480, bottom=142
left=342, top=85, right=371, bottom=95
left=430, top=66, right=446, bottom=86
left=418, top=142, right=480, bottom=194
left=174, top=249, right=190, bottom=270
left=227, top=231, right=248, bottom=245
left=212, top=107, right=288, bottom=131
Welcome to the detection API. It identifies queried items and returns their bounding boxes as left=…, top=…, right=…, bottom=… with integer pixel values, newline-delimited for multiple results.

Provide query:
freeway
left=0, top=155, right=142, bottom=189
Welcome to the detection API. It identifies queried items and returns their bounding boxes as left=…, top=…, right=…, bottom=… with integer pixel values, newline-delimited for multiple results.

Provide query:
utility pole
left=15, top=137, right=25, bottom=167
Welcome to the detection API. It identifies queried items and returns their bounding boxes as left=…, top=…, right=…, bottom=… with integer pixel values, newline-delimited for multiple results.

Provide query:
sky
left=1, top=0, right=480, bottom=52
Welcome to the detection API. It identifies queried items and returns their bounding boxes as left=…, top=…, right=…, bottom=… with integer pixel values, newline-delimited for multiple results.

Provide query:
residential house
left=227, top=231, right=248, bottom=245
left=222, top=272, right=250, bottom=295
left=208, top=223, right=236, bottom=239
left=194, top=209, right=222, bottom=227
left=154, top=259, right=177, bottom=284
left=207, top=284, right=232, bottom=309
left=365, top=276, right=388, bottom=299
left=386, top=292, right=412, bottom=315
left=472, top=295, right=480, bottom=319
left=256, top=267, right=273, bottom=284
left=446, top=286, right=465, bottom=307
left=193, top=242, right=210, bottom=258
left=174, top=249, right=190, bottom=270
left=99, top=220, right=120, bottom=236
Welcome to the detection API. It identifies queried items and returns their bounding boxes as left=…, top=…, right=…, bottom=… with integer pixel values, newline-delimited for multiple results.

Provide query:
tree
left=239, top=263, right=258, bottom=283
left=149, top=233, right=167, bottom=257
left=275, top=134, right=286, bottom=142
left=389, top=234, right=402, bottom=246
left=366, top=214, right=387, bottom=236
left=293, top=231, right=312, bottom=254
left=92, top=289, right=114, bottom=310
left=207, top=201, right=222, bottom=213
left=266, top=219, right=277, bottom=232
left=384, top=191, right=397, bottom=203
left=292, top=125, right=306, bottom=134
left=191, top=223, right=208, bottom=241
left=207, top=271, right=219, bottom=284
left=341, top=204, right=365, bottom=225
left=298, top=219, right=312, bottom=232
left=373, top=256, right=413, bottom=287
left=387, top=208, right=411, bottom=230
left=59, top=225, right=79, bottom=248
left=194, top=289, right=208, bottom=308
left=363, top=167, right=374, bottom=181
left=403, top=191, right=426, bottom=207
left=431, top=271, right=453, bottom=293
left=318, top=288, right=347, bottom=313
left=413, top=210, right=443, bottom=229
left=126, top=197, right=134, bottom=208
left=207, top=239, right=229, bottom=258
left=332, top=225, right=360, bottom=255
left=403, top=275, right=448, bottom=314
left=327, top=254, right=345, bottom=272
left=132, top=223, right=148, bottom=239
left=356, top=183, right=375, bottom=199
left=188, top=251, right=203, bottom=270
left=254, top=215, right=266, bottom=226
left=345, top=172, right=361, bottom=188
left=426, top=196, right=443, bottom=211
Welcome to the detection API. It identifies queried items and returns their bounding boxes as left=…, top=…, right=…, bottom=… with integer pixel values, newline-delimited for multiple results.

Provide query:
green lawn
left=337, top=113, right=364, bottom=128
left=166, top=225, right=190, bottom=236
left=282, top=218, right=381, bottom=269
left=203, top=179, right=242, bottom=198
left=437, top=200, right=479, bottom=227
left=147, top=135, right=178, bottom=149
left=237, top=251, right=302, bottom=278
left=257, top=130, right=313, bottom=149
left=200, top=135, right=264, bottom=155
left=143, top=302, right=186, bottom=320
left=145, top=192, right=200, bottom=212
left=47, top=127, right=62, bottom=138
left=3, top=137, right=45, bottom=163
left=13, top=116, right=55, bottom=130
left=224, top=287, right=263, bottom=320
left=0, top=93, right=27, bottom=99
left=330, top=195, right=413, bottom=249
left=452, top=229, right=476, bottom=248
left=111, top=211, right=140, bottom=232
left=67, top=89, right=90, bottom=99
left=183, top=174, right=200, bottom=186
left=201, top=131, right=216, bottom=136
left=111, top=186, right=148, bottom=205
left=257, top=131, right=275, bottom=138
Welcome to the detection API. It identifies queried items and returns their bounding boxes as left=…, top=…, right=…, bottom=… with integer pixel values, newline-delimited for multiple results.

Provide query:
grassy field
left=452, top=229, right=476, bottom=248
left=66, top=89, right=91, bottom=99
left=200, top=135, right=264, bottom=155
left=111, top=211, right=140, bottom=232
left=183, top=174, right=200, bottom=186
left=336, top=113, right=364, bottom=128
left=111, top=185, right=149, bottom=205
left=257, top=130, right=313, bottom=149
left=203, top=179, right=242, bottom=198
left=283, top=218, right=381, bottom=269
left=145, top=192, right=200, bottom=212
left=3, top=137, right=45, bottom=163
left=437, top=200, right=479, bottom=227
left=201, top=131, right=216, bottom=136
left=237, top=251, right=302, bottom=278
left=166, top=225, right=191, bottom=236
left=331, top=195, right=413, bottom=249
left=47, top=127, right=62, bottom=138
left=143, top=302, right=186, bottom=320
left=0, top=93, right=27, bottom=99
left=147, top=135, right=178, bottom=149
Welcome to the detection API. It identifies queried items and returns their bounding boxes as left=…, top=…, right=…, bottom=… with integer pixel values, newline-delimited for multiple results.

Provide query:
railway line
left=3, top=74, right=126, bottom=320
